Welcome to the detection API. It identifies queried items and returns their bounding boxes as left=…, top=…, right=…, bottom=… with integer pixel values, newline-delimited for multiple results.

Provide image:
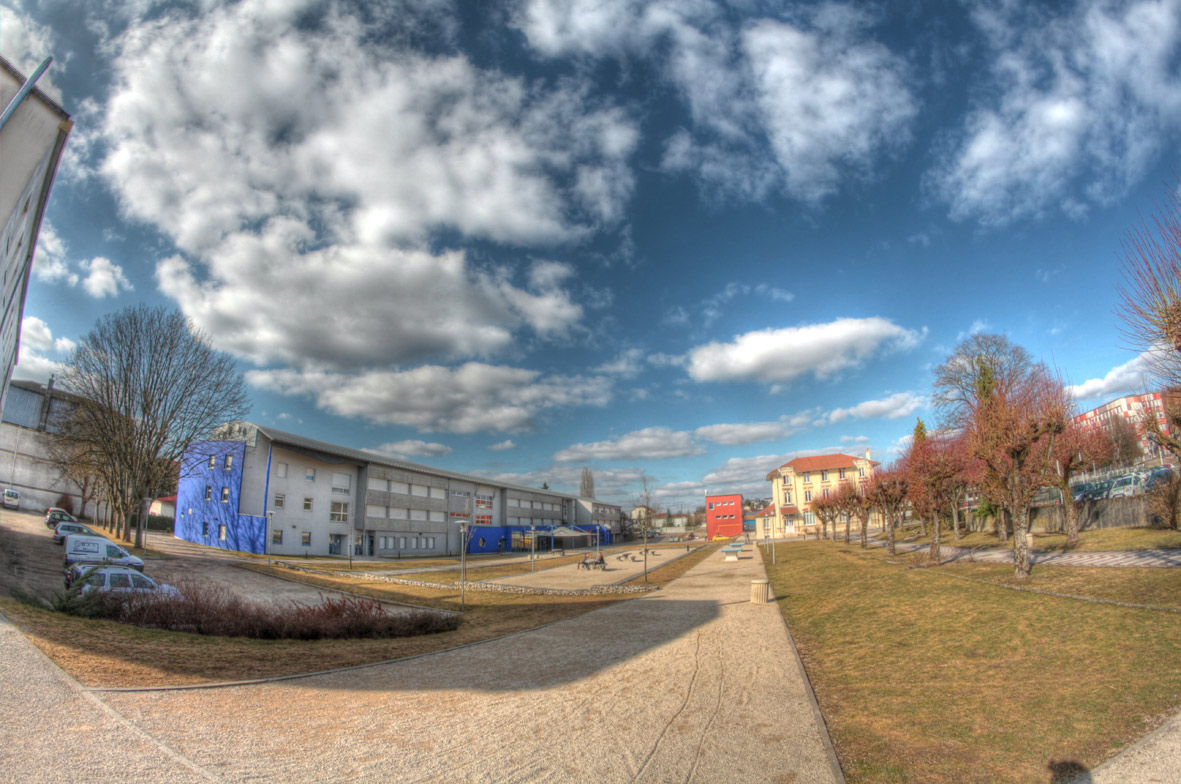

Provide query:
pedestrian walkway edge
left=759, top=549, right=848, bottom=784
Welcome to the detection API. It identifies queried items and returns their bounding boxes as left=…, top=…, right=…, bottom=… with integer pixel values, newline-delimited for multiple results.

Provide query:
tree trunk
left=929, top=514, right=942, bottom=563
left=1061, top=479, right=1080, bottom=545
left=1012, top=506, right=1032, bottom=578
left=951, top=502, right=961, bottom=541
left=917, top=516, right=928, bottom=538
left=887, top=512, right=896, bottom=556
left=843, top=517, right=850, bottom=544
left=996, top=510, right=1008, bottom=543
left=859, top=517, right=868, bottom=549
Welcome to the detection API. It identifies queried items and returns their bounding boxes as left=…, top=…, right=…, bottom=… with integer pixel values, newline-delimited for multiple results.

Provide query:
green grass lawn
left=764, top=540, right=1181, bottom=783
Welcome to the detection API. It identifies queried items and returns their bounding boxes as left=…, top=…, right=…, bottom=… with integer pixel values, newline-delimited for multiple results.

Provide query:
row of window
left=271, top=494, right=349, bottom=522
left=208, top=454, right=233, bottom=470
left=801, top=467, right=865, bottom=484
left=377, top=535, right=438, bottom=550
left=708, top=499, right=737, bottom=510
left=368, top=478, right=447, bottom=498
left=366, top=505, right=447, bottom=522
left=270, top=529, right=312, bottom=547
left=205, top=486, right=230, bottom=503
left=272, top=462, right=354, bottom=494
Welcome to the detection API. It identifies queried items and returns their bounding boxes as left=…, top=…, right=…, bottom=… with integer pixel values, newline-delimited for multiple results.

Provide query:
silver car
left=53, top=521, right=97, bottom=545
left=70, top=565, right=181, bottom=598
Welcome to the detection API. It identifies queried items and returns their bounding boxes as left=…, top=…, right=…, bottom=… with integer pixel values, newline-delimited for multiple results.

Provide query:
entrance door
left=367, top=533, right=375, bottom=556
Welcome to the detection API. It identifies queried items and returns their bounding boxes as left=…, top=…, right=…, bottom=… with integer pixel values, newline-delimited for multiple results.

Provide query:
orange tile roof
left=781, top=453, right=879, bottom=472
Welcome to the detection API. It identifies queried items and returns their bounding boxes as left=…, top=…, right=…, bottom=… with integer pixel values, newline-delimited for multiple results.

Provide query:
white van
left=63, top=534, right=144, bottom=573
left=2, top=488, right=19, bottom=509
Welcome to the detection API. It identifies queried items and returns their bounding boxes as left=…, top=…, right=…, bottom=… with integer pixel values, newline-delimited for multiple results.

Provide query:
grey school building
left=176, top=421, right=623, bottom=558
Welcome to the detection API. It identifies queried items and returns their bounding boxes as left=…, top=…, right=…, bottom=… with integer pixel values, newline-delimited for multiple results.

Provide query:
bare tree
left=55, top=305, right=249, bottom=549
left=868, top=468, right=909, bottom=556
left=932, top=333, right=1034, bottom=428
left=633, top=472, right=657, bottom=581
left=580, top=467, right=595, bottom=498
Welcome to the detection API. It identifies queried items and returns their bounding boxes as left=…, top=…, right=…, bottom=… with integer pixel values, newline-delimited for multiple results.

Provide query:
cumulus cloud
left=694, top=419, right=796, bottom=445
left=371, top=440, right=453, bottom=458
left=840, top=435, right=870, bottom=444
left=927, top=0, right=1181, bottom=226
left=0, top=1, right=63, bottom=101
left=246, top=362, right=611, bottom=434
left=81, top=257, right=133, bottom=298
left=595, top=348, right=647, bottom=378
left=516, top=1, right=916, bottom=205
left=686, top=317, right=924, bottom=384
left=30, top=223, right=78, bottom=286
left=488, top=439, right=516, bottom=451
left=701, top=452, right=797, bottom=495
left=1067, top=353, right=1153, bottom=402
left=99, top=0, right=636, bottom=367
left=12, top=316, right=67, bottom=383
left=828, top=392, right=926, bottom=423
left=553, top=426, right=704, bottom=462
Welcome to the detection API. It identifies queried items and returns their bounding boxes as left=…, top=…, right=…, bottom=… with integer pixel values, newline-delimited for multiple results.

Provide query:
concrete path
left=2, top=542, right=841, bottom=783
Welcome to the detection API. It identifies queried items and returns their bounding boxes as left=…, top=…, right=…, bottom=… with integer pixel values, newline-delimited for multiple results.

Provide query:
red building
left=705, top=493, right=744, bottom=539
left=1073, top=392, right=1170, bottom=459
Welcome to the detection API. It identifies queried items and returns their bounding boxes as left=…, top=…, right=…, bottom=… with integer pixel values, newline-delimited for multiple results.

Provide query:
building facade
left=1073, top=392, right=1170, bottom=459
left=764, top=450, right=879, bottom=538
left=705, top=493, right=743, bottom=539
left=175, top=422, right=623, bottom=557
left=0, top=57, right=71, bottom=413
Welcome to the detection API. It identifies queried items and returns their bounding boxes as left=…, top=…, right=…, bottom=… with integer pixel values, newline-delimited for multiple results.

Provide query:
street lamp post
left=458, top=519, right=469, bottom=611
left=530, top=523, right=536, bottom=572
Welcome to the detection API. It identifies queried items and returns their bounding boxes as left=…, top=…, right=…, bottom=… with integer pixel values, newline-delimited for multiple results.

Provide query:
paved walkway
left=1, top=542, right=840, bottom=783
left=865, top=535, right=1181, bottom=567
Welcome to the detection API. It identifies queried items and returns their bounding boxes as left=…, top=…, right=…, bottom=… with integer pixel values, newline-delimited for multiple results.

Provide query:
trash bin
left=750, top=578, right=771, bottom=604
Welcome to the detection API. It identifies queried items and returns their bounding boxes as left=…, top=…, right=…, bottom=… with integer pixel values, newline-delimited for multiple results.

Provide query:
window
left=218, top=524, right=227, bottom=540
left=202, top=521, right=209, bottom=536
left=451, top=489, right=470, bottom=498
left=475, top=495, right=493, bottom=509
left=429, top=487, right=446, bottom=499
left=208, top=455, right=216, bottom=469
left=301, top=532, right=311, bottom=547
left=839, top=468, right=846, bottom=480
left=411, top=484, right=429, bottom=497
left=303, top=497, right=313, bottom=511
left=804, top=490, right=812, bottom=502
left=221, top=487, right=230, bottom=503
left=429, top=511, right=445, bottom=523
left=859, top=468, right=865, bottom=478
left=399, top=536, right=406, bottom=549
left=224, top=455, right=233, bottom=470
left=369, top=478, right=389, bottom=492
left=109, top=572, right=132, bottom=589
left=366, top=505, right=387, bottom=519
left=330, top=501, right=349, bottom=523
left=272, top=529, right=283, bottom=545
left=708, top=502, right=714, bottom=510
left=783, top=491, right=792, bottom=504
left=476, top=514, right=491, bottom=525
left=803, top=473, right=811, bottom=484
left=130, top=574, right=153, bottom=589
left=822, top=488, right=830, bottom=499
left=306, top=468, right=316, bottom=482
left=274, top=494, right=285, bottom=509
left=276, top=462, right=288, bottom=478
left=332, top=472, right=351, bottom=495
left=508, top=497, right=520, bottom=507
left=821, top=470, right=828, bottom=481
left=328, top=534, right=343, bottom=555
left=805, top=511, right=815, bottom=526
left=204, top=485, right=212, bottom=501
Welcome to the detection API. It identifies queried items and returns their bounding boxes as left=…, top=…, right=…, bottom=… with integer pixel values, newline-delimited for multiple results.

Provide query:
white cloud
left=887, top=433, right=914, bottom=456
left=595, top=348, right=647, bottom=378
left=31, top=223, right=78, bottom=286
left=1067, top=353, right=1153, bottom=402
left=702, top=452, right=795, bottom=494
left=371, top=440, right=452, bottom=458
left=81, top=257, right=133, bottom=298
left=12, top=316, right=66, bottom=383
left=0, top=1, right=63, bottom=101
left=694, top=419, right=796, bottom=445
left=828, top=392, right=926, bottom=423
left=840, top=435, right=870, bottom=444
left=488, top=439, right=516, bottom=451
left=553, top=426, right=704, bottom=462
left=99, top=0, right=637, bottom=367
left=246, top=362, right=612, bottom=434
left=686, top=317, right=923, bottom=384
left=701, top=282, right=795, bottom=326
left=956, top=319, right=991, bottom=342
left=927, top=0, right=1181, bottom=226
left=517, top=1, right=916, bottom=205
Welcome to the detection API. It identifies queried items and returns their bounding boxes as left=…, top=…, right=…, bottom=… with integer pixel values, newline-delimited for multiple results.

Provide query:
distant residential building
left=176, top=421, right=622, bottom=557
left=1073, top=393, right=1169, bottom=459
left=0, top=379, right=95, bottom=514
left=0, top=57, right=71, bottom=412
left=765, top=450, right=879, bottom=538
left=705, top=493, right=743, bottom=539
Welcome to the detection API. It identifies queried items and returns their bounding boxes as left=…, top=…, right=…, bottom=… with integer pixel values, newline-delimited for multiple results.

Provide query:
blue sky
left=2, top=0, right=1178, bottom=510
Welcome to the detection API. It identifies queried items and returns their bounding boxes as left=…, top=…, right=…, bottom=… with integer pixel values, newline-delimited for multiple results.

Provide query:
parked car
left=2, top=488, right=19, bottom=509
left=63, top=533, right=143, bottom=573
left=1085, top=480, right=1113, bottom=501
left=69, top=565, right=180, bottom=598
left=1144, top=467, right=1174, bottom=491
left=44, top=508, right=77, bottom=528
left=1108, top=475, right=1143, bottom=499
left=53, top=521, right=98, bottom=545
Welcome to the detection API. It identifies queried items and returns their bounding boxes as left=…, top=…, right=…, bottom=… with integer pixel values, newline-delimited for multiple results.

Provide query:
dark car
left=44, top=509, right=77, bottom=529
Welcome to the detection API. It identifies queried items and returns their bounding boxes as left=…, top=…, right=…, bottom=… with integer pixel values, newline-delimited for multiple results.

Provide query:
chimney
left=865, top=447, right=871, bottom=461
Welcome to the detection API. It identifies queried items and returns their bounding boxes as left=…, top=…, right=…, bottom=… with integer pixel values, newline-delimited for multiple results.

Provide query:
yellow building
left=764, top=451, right=879, bottom=538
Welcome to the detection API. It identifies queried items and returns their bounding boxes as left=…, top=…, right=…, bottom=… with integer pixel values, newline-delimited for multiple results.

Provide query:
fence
left=965, top=496, right=1150, bottom=534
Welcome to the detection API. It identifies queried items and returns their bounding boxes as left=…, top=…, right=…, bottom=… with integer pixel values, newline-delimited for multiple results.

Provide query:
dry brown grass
left=765, top=541, right=1181, bottom=783
left=902, top=524, right=1181, bottom=552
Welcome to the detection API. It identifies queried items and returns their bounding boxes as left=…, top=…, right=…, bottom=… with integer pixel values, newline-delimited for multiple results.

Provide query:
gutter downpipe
left=262, top=440, right=272, bottom=556
left=0, top=57, right=52, bottom=131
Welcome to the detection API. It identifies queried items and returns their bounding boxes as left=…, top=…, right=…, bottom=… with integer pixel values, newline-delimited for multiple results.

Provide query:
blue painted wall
left=174, top=440, right=265, bottom=554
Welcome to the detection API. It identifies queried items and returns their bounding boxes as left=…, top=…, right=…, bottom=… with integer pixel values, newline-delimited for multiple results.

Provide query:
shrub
left=54, top=494, right=74, bottom=516
left=1147, top=473, right=1181, bottom=529
left=58, top=579, right=460, bottom=640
